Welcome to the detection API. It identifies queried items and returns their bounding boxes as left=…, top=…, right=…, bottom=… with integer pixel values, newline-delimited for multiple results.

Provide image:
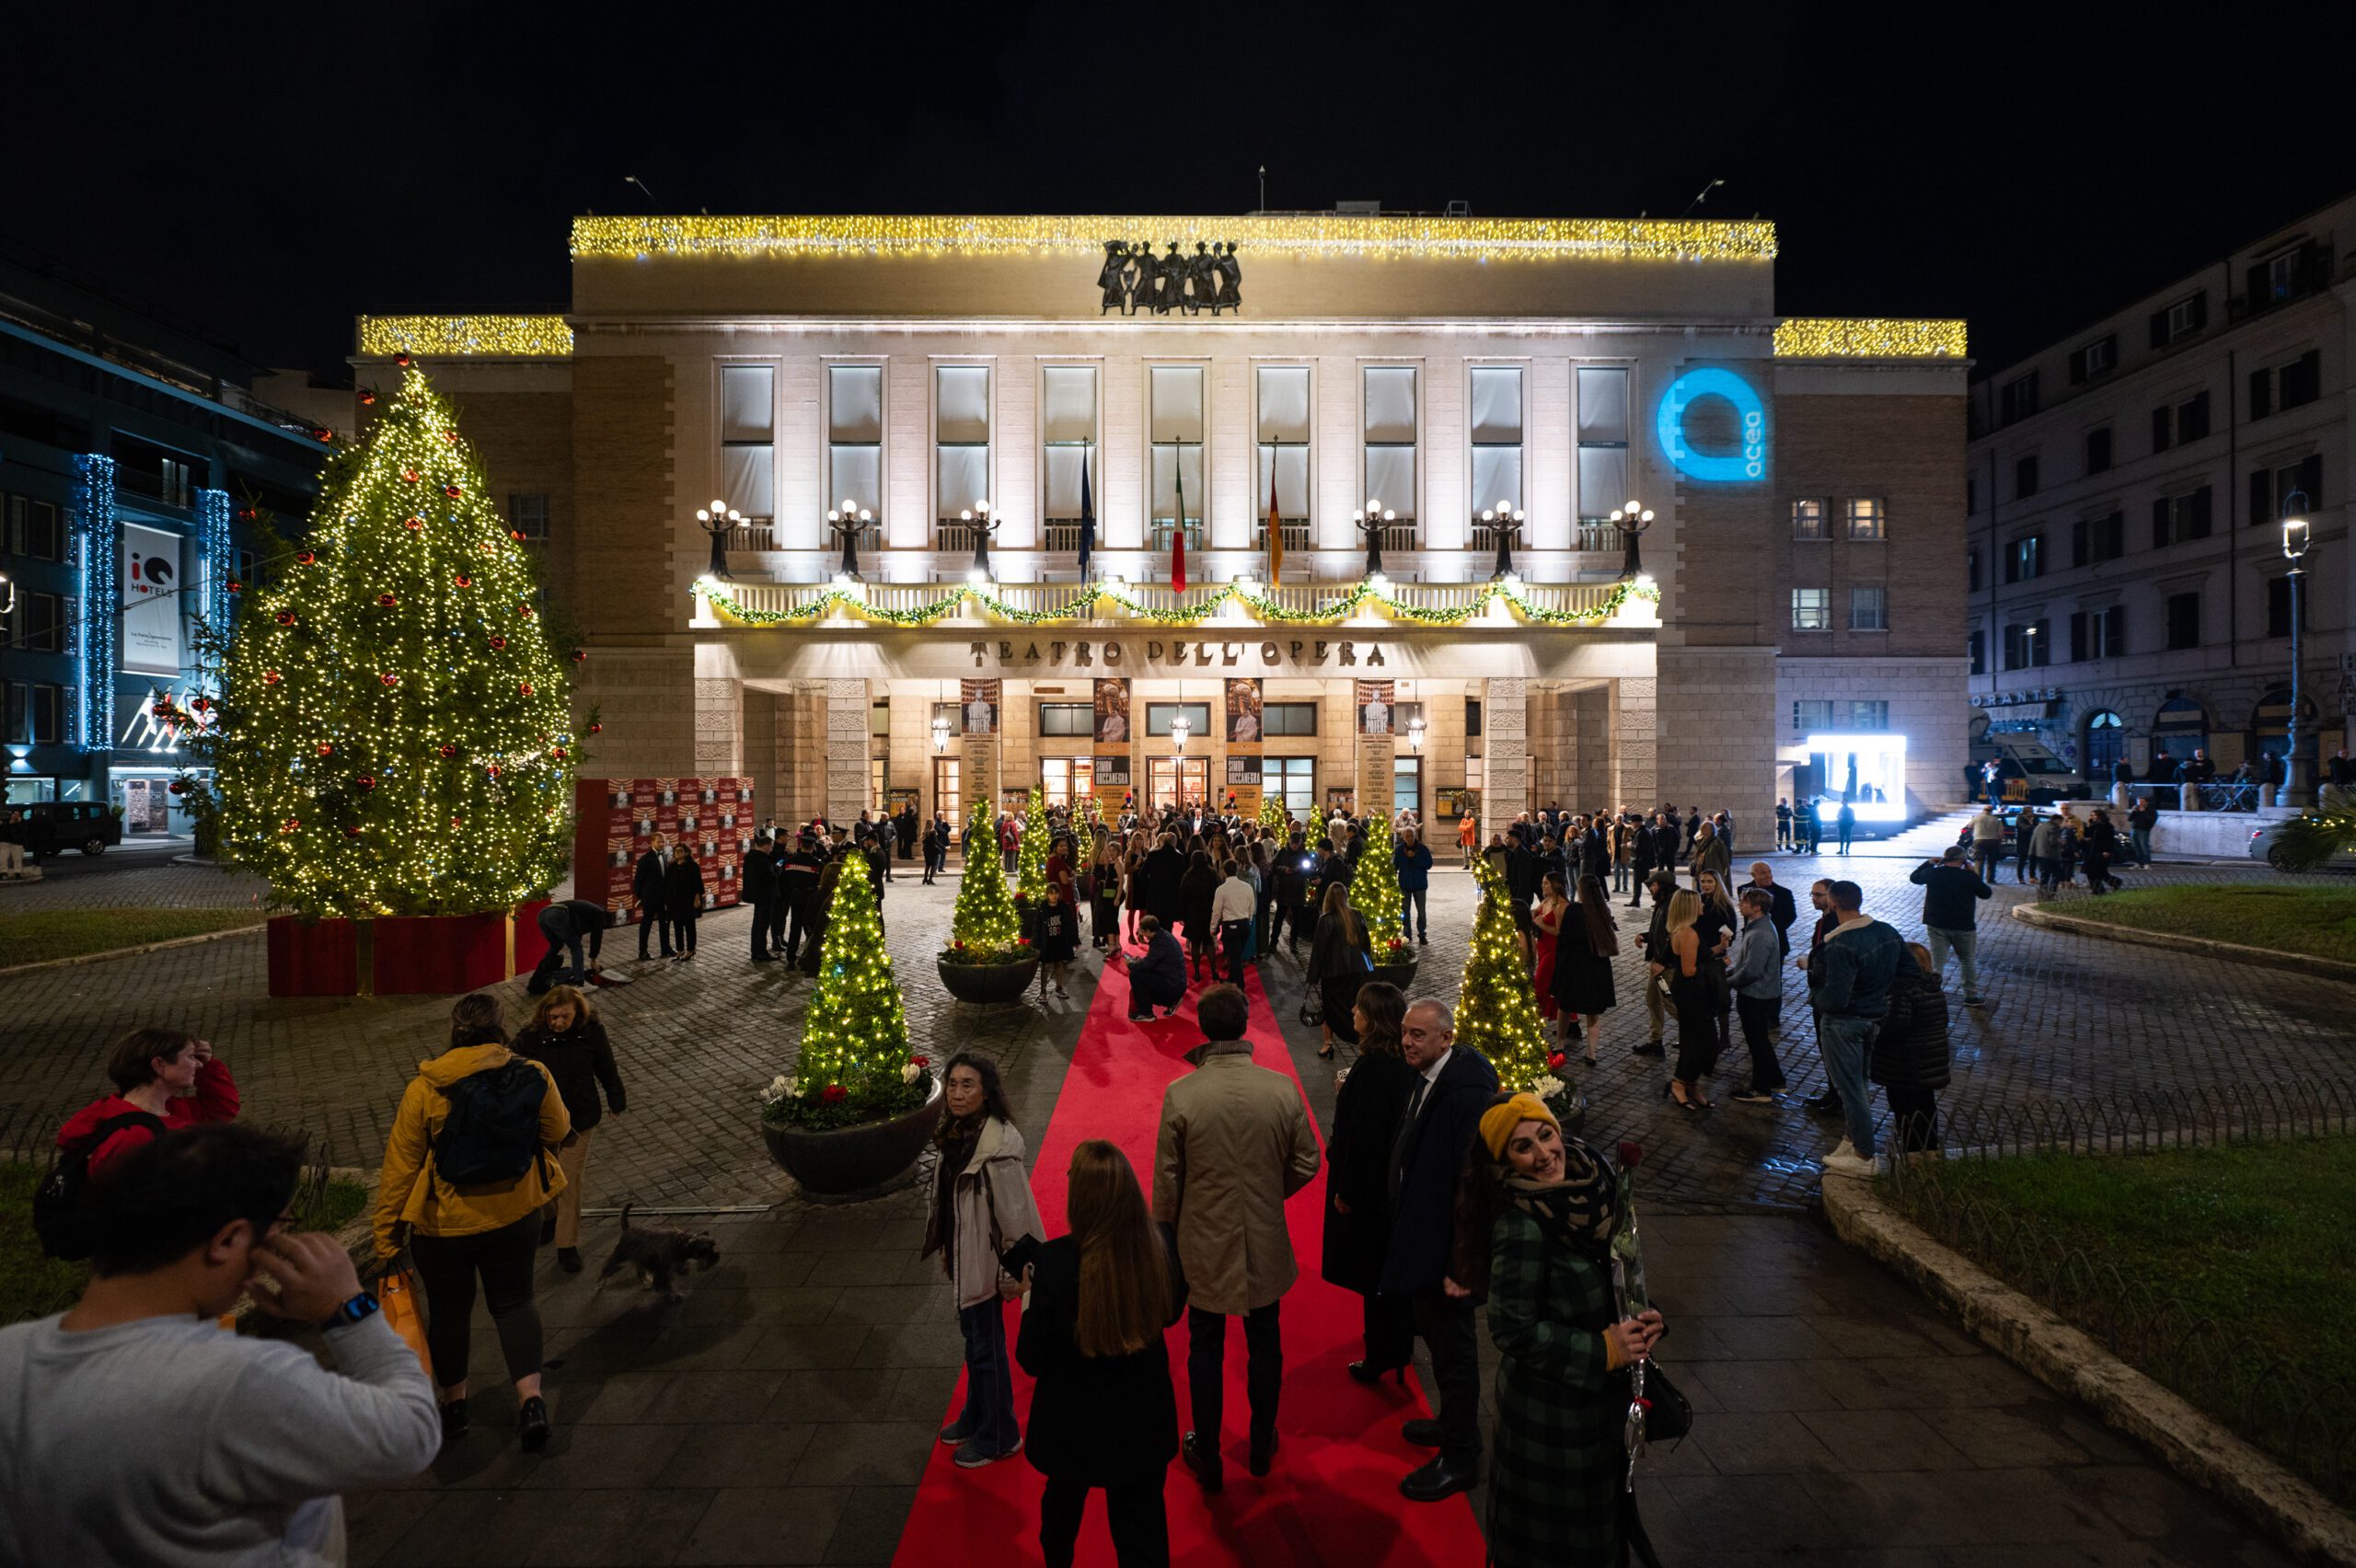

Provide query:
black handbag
left=1634, top=1359, right=1692, bottom=1444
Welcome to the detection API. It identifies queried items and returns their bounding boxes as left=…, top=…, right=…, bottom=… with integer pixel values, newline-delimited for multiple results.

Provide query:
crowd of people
left=7, top=786, right=1992, bottom=1568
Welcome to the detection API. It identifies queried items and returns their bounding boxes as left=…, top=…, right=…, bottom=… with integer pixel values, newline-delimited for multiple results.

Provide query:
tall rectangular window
left=1792, top=699, right=1833, bottom=733
left=2085, top=427, right=2112, bottom=474
left=2150, top=487, right=2213, bottom=548
left=826, top=363, right=883, bottom=518
left=2165, top=592, right=2201, bottom=650
left=1969, top=628, right=1985, bottom=675
left=1041, top=364, right=1097, bottom=544
left=1256, top=366, right=1311, bottom=534
left=934, top=364, right=991, bottom=529
left=1266, top=755, right=1314, bottom=815
left=1998, top=374, right=2038, bottom=425
left=1149, top=365, right=1204, bottom=536
left=2015, top=455, right=2038, bottom=499
left=1845, top=498, right=1887, bottom=540
left=2006, top=535, right=2043, bottom=583
left=9, top=497, right=62, bottom=560
left=2004, top=620, right=2050, bottom=670
left=1790, top=588, right=1831, bottom=630
left=1576, top=367, right=1630, bottom=522
left=2249, top=455, right=2324, bottom=526
left=1361, top=366, right=1417, bottom=527
left=719, top=364, right=775, bottom=519
left=1849, top=586, right=1888, bottom=630
left=1468, top=366, right=1524, bottom=516
left=1791, top=499, right=1826, bottom=539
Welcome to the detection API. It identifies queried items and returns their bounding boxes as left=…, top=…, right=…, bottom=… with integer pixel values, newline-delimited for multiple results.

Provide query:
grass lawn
left=0, top=907, right=264, bottom=969
left=2050, top=883, right=2356, bottom=965
left=1, top=1169, right=370, bottom=1326
left=1895, top=1138, right=2356, bottom=1502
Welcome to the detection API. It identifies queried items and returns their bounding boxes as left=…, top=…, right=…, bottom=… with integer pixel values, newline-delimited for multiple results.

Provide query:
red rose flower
left=1546, top=1052, right=1566, bottom=1071
left=1617, top=1140, right=1644, bottom=1171
left=821, top=1084, right=848, bottom=1103
left=910, top=1055, right=930, bottom=1067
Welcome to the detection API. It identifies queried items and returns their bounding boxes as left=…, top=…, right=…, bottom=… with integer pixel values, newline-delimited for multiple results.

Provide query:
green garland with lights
left=1350, top=811, right=1412, bottom=961
left=182, top=366, right=583, bottom=917
left=944, top=800, right=1030, bottom=964
left=699, top=576, right=1657, bottom=630
left=1459, top=853, right=1553, bottom=1094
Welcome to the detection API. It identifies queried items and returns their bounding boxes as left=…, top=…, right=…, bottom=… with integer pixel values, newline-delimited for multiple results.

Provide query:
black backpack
left=32, top=1111, right=168, bottom=1260
left=431, top=1061, right=548, bottom=1186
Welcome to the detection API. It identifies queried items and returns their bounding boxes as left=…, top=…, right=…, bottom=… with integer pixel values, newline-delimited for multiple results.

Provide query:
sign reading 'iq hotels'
left=1656, top=368, right=1766, bottom=483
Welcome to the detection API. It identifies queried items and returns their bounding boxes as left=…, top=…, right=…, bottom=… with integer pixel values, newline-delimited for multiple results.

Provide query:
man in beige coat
left=1152, top=984, right=1322, bottom=1492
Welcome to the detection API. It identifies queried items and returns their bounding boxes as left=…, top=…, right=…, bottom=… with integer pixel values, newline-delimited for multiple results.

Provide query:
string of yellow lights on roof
left=569, top=214, right=1779, bottom=263
left=1773, top=317, right=1967, bottom=358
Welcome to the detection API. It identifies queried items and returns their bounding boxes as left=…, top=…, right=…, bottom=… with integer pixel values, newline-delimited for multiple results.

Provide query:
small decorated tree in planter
left=1259, top=793, right=1292, bottom=838
left=939, top=799, right=1039, bottom=1001
left=760, top=859, right=940, bottom=1193
left=1349, top=811, right=1415, bottom=974
left=1014, top=787, right=1053, bottom=908
left=1460, top=853, right=1578, bottom=1127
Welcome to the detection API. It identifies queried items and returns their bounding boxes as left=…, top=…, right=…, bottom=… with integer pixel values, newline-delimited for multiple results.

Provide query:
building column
left=1484, top=675, right=1528, bottom=824
left=1574, top=686, right=1613, bottom=805
left=693, top=677, right=743, bottom=776
left=826, top=677, right=868, bottom=824
left=1611, top=676, right=1658, bottom=809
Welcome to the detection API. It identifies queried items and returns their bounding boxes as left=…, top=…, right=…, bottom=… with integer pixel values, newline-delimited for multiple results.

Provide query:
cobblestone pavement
left=4, top=840, right=2351, bottom=1212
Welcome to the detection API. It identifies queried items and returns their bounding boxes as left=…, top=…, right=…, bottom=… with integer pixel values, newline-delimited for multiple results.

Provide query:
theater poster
left=1092, top=677, right=1131, bottom=744
left=1356, top=680, right=1395, bottom=737
left=961, top=679, right=1000, bottom=736
left=1092, top=753, right=1132, bottom=815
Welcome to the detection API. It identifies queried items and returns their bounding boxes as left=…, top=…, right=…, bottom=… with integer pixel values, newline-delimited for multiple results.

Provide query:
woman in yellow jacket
left=375, top=992, right=572, bottom=1452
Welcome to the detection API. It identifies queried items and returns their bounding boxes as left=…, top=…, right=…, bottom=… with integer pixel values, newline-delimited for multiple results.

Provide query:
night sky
left=9, top=8, right=2340, bottom=383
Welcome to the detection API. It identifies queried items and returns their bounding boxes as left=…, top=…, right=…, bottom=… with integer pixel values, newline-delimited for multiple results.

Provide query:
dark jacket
left=1631, top=824, right=1662, bottom=873
left=1138, top=846, right=1188, bottom=925
left=1012, top=1227, right=1189, bottom=1482
left=1129, top=929, right=1187, bottom=997
left=777, top=848, right=823, bottom=908
left=1868, top=964, right=1952, bottom=1093
left=1394, top=841, right=1434, bottom=892
left=1817, top=916, right=1904, bottom=1020
left=1320, top=1050, right=1416, bottom=1297
left=1909, top=862, right=1992, bottom=930
left=512, top=1016, right=628, bottom=1131
left=663, top=857, right=706, bottom=921
left=1380, top=1045, right=1501, bottom=1297
left=743, top=847, right=777, bottom=902
left=1178, top=864, right=1218, bottom=940
left=631, top=848, right=667, bottom=906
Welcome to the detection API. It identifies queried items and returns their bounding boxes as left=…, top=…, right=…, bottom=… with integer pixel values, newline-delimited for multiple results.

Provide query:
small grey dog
left=597, top=1205, right=722, bottom=1301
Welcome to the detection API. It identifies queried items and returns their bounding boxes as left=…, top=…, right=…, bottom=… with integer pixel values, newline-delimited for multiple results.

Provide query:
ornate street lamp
left=1481, top=500, right=1527, bottom=583
left=694, top=499, right=742, bottom=582
left=1611, top=498, right=1656, bottom=582
left=962, top=499, right=999, bottom=586
left=2281, top=490, right=2314, bottom=808
left=1354, top=499, right=1396, bottom=591
left=825, top=497, right=873, bottom=584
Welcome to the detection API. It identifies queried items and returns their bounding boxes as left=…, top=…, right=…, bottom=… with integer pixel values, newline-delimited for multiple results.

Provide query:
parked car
left=15, top=801, right=121, bottom=859
left=2246, top=821, right=2356, bottom=872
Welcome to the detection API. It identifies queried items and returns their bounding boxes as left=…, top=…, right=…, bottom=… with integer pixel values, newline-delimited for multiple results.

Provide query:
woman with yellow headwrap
left=1453, top=1092, right=1665, bottom=1568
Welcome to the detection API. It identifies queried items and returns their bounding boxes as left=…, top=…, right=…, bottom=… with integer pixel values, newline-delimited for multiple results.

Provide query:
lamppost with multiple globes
left=1480, top=499, right=1527, bottom=582
left=2281, top=490, right=2314, bottom=808
left=825, top=498, right=873, bottom=583
left=1611, top=498, right=1656, bottom=582
left=694, top=499, right=742, bottom=581
left=1353, top=499, right=1396, bottom=586
left=961, top=500, right=999, bottom=585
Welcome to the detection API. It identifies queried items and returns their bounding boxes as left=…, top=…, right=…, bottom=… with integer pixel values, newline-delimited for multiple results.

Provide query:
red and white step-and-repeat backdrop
left=572, top=778, right=754, bottom=923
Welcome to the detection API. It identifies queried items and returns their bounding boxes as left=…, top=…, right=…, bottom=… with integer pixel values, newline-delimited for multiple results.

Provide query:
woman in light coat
left=920, top=1052, right=1045, bottom=1470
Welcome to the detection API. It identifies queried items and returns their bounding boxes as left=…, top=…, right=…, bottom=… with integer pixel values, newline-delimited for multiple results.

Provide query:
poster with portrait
left=1092, top=677, right=1130, bottom=744
left=1224, top=677, right=1264, bottom=745
left=961, top=678, right=1000, bottom=736
left=1357, top=679, right=1396, bottom=737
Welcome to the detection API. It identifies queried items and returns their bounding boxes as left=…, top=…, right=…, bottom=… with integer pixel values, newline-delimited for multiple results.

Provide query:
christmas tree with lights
left=1014, top=787, right=1052, bottom=905
left=772, top=860, right=928, bottom=1127
left=1258, top=793, right=1291, bottom=837
left=185, top=364, right=581, bottom=917
left=1349, top=810, right=1411, bottom=960
left=946, top=800, right=1028, bottom=962
left=1458, top=852, right=1553, bottom=1094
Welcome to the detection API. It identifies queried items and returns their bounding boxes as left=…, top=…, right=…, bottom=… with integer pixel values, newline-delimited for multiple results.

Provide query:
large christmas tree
left=1349, top=810, right=1411, bottom=958
left=1459, top=852, right=1553, bottom=1093
left=186, top=366, right=580, bottom=917
left=946, top=799, right=1026, bottom=961
left=770, top=862, right=927, bottom=1128
left=1014, top=787, right=1052, bottom=905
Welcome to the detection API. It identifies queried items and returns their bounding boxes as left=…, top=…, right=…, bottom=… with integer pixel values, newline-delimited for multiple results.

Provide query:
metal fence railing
left=1879, top=1082, right=2356, bottom=1505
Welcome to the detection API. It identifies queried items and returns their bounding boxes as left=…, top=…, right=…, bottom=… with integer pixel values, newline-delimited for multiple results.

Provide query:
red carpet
left=889, top=946, right=1487, bottom=1566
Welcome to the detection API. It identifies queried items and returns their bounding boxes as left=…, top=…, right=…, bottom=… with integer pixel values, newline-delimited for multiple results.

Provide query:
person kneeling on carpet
left=919, top=1054, right=1045, bottom=1470
left=1153, top=985, right=1322, bottom=1491
left=1006, top=1140, right=1188, bottom=1567
left=1126, top=916, right=1188, bottom=1020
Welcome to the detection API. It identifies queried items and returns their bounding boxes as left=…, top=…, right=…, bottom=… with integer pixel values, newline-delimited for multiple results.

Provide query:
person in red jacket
left=55, top=1028, right=240, bottom=1177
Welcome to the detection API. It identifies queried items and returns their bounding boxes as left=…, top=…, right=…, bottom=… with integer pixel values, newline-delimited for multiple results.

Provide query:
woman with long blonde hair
left=1013, top=1139, right=1188, bottom=1567
left=1661, top=891, right=1726, bottom=1111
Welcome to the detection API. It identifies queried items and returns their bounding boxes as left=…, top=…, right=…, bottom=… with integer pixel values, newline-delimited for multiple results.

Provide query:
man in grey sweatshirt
left=0, top=1124, right=439, bottom=1566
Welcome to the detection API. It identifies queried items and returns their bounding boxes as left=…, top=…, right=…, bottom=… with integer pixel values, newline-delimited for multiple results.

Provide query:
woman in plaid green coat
left=1458, top=1092, right=1664, bottom=1568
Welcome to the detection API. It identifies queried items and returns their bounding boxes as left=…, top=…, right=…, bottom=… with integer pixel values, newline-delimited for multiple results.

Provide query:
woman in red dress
left=1530, top=870, right=1568, bottom=1033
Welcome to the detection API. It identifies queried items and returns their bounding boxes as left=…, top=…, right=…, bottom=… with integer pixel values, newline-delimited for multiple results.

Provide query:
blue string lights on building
left=72, top=454, right=119, bottom=754
left=197, top=488, right=235, bottom=634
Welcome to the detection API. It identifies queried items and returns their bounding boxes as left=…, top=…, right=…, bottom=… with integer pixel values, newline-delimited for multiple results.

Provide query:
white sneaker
left=1822, top=1147, right=1879, bottom=1179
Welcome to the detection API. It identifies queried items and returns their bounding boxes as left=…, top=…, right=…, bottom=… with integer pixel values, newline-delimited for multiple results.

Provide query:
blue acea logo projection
left=1656, top=368, right=1766, bottom=482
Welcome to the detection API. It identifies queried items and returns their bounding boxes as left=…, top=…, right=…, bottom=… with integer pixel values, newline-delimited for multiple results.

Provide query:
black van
left=9, top=801, right=121, bottom=858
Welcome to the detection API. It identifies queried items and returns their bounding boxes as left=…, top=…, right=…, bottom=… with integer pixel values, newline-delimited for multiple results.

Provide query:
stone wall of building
left=1655, top=647, right=1777, bottom=827
left=1775, top=656, right=1970, bottom=812
left=572, top=356, right=678, bottom=637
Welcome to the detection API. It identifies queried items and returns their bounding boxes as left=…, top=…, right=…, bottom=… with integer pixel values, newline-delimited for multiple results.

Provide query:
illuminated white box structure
left=1807, top=732, right=1910, bottom=822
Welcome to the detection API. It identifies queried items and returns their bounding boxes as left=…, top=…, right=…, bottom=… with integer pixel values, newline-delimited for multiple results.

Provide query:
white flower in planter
left=1533, top=1075, right=1566, bottom=1101
left=761, top=1073, right=802, bottom=1106
left=901, top=1060, right=925, bottom=1085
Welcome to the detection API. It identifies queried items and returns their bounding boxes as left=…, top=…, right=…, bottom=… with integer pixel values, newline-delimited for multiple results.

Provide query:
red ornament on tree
left=357, top=775, right=375, bottom=790
left=400, top=468, right=420, bottom=484
left=489, top=635, right=507, bottom=650
left=479, top=541, right=499, bottom=555
left=485, top=764, right=502, bottom=778
left=393, top=352, right=412, bottom=368
left=346, top=825, right=364, bottom=837
left=274, top=612, right=294, bottom=626
left=316, top=743, right=334, bottom=756
left=444, top=483, right=463, bottom=499
left=262, top=670, right=281, bottom=685
left=437, top=744, right=457, bottom=758
left=509, top=529, right=526, bottom=542
left=571, top=648, right=587, bottom=663
left=379, top=673, right=399, bottom=686
left=821, top=1084, right=848, bottom=1104
left=226, top=581, right=243, bottom=594
left=376, top=594, right=398, bottom=607
left=359, top=389, right=377, bottom=407
left=588, top=721, right=603, bottom=734
left=551, top=746, right=568, bottom=760
left=519, top=682, right=534, bottom=697
left=167, top=780, right=186, bottom=795
left=454, top=574, right=471, bottom=587
left=282, top=818, right=302, bottom=834
left=516, top=605, right=534, bottom=618
left=296, top=550, right=317, bottom=565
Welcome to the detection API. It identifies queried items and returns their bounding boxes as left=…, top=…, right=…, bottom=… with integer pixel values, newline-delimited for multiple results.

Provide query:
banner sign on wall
left=1356, top=680, right=1396, bottom=736
left=1093, top=677, right=1131, bottom=744
left=121, top=524, right=185, bottom=676
left=572, top=778, right=752, bottom=925
left=961, top=679, right=1000, bottom=736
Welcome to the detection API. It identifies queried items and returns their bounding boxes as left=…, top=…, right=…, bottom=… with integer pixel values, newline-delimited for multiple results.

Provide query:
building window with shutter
left=2165, top=592, right=2201, bottom=651
left=2005, top=535, right=2042, bottom=583
left=2085, top=427, right=2111, bottom=475
left=2177, top=391, right=2210, bottom=443
left=1361, top=366, right=1418, bottom=539
left=1849, top=586, right=1888, bottom=631
left=2004, top=620, right=2050, bottom=671
left=1997, top=374, right=2038, bottom=426
left=2015, top=456, right=2038, bottom=499
left=1149, top=364, right=1203, bottom=543
left=1968, top=549, right=1981, bottom=592
left=1468, top=365, right=1524, bottom=524
left=1040, top=364, right=1098, bottom=548
left=2151, top=293, right=2205, bottom=346
left=2280, top=349, right=2322, bottom=409
left=1790, top=588, right=1831, bottom=631
left=1576, top=366, right=1631, bottom=527
left=1255, top=366, right=1311, bottom=544
left=2068, top=335, right=2115, bottom=383
left=2249, top=455, right=2324, bottom=526
left=826, top=363, right=884, bottom=521
left=719, top=364, right=775, bottom=521
left=934, top=364, right=991, bottom=538
left=2152, top=488, right=2213, bottom=548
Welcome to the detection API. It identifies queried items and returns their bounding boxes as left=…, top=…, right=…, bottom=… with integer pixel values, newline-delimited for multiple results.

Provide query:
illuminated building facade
left=353, top=213, right=1967, bottom=831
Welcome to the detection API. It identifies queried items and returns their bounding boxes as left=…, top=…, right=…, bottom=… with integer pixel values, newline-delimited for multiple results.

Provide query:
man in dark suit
left=778, top=830, right=824, bottom=964
left=632, top=836, right=671, bottom=960
left=744, top=832, right=778, bottom=962
left=1380, top=998, right=1499, bottom=1503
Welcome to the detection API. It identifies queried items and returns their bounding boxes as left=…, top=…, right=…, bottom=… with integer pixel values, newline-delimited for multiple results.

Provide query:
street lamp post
left=1170, top=714, right=1190, bottom=813
left=1611, top=499, right=1656, bottom=581
left=1353, top=500, right=1396, bottom=585
left=1480, top=500, right=1526, bottom=582
left=962, top=500, right=999, bottom=585
left=694, top=500, right=743, bottom=582
left=2281, top=490, right=2313, bottom=809
left=825, top=498, right=874, bottom=583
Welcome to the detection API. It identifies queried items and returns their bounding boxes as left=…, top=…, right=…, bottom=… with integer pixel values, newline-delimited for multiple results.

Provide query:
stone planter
left=761, top=1078, right=942, bottom=1199
left=1369, top=956, right=1420, bottom=992
left=937, top=953, right=1041, bottom=1004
